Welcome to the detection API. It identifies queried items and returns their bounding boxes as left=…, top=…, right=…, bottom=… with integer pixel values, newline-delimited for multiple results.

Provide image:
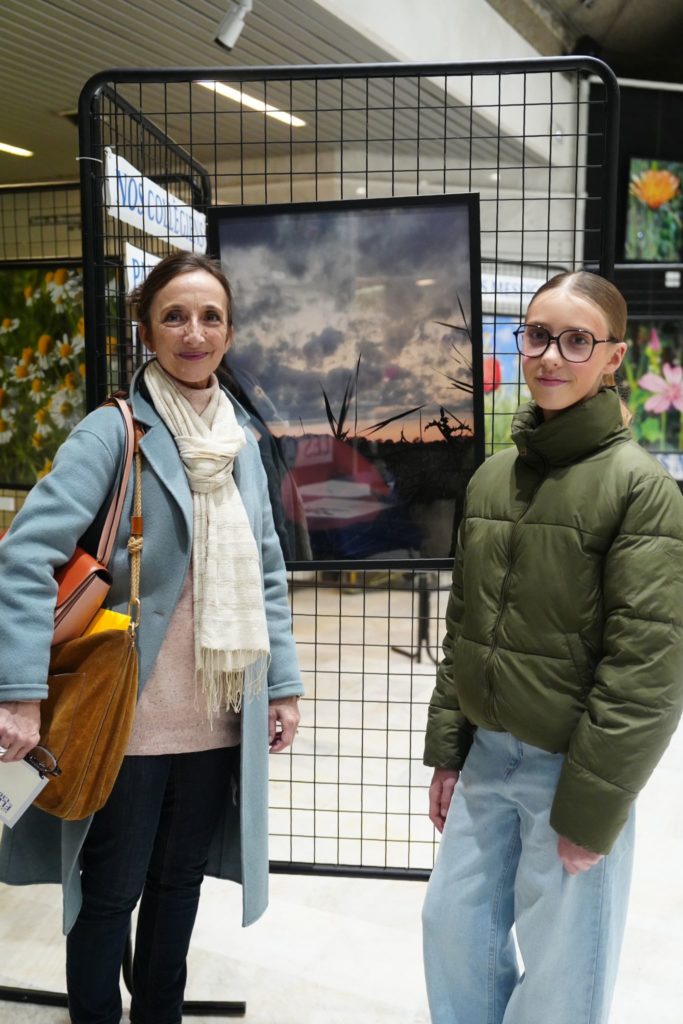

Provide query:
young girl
left=422, top=272, right=683, bottom=1024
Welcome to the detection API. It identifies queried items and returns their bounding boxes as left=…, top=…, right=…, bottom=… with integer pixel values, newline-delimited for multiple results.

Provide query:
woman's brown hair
left=129, top=252, right=234, bottom=332
left=528, top=271, right=631, bottom=424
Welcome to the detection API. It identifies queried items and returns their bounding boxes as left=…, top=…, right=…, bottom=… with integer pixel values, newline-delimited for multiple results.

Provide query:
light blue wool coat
left=0, top=367, right=303, bottom=933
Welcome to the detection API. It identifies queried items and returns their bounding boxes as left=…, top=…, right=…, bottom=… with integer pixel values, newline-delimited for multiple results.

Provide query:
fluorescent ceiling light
left=197, top=80, right=306, bottom=128
left=0, top=141, right=33, bottom=157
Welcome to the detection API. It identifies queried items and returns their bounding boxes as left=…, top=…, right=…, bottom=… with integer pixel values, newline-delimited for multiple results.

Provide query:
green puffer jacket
left=424, top=388, right=683, bottom=854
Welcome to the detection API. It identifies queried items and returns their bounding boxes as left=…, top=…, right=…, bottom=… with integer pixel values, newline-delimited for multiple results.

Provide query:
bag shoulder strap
left=94, top=393, right=142, bottom=568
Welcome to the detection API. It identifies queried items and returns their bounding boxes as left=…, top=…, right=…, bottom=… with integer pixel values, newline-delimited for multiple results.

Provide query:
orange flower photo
left=629, top=169, right=680, bottom=210
left=625, top=158, right=683, bottom=261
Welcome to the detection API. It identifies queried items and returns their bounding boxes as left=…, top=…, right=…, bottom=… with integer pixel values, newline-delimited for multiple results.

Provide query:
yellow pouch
left=83, top=608, right=132, bottom=635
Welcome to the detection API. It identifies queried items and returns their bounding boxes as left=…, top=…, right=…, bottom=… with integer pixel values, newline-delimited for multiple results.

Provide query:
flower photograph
left=481, top=315, right=530, bottom=451
left=625, top=158, right=682, bottom=262
left=622, top=319, right=683, bottom=453
left=0, top=263, right=85, bottom=486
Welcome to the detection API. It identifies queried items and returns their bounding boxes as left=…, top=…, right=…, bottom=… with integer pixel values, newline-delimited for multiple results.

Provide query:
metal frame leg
left=0, top=985, right=68, bottom=1008
left=391, top=571, right=439, bottom=664
left=0, top=927, right=246, bottom=1018
left=122, top=929, right=246, bottom=1018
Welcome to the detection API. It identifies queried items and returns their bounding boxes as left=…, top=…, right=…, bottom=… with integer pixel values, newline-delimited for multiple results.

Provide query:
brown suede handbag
left=32, top=399, right=144, bottom=821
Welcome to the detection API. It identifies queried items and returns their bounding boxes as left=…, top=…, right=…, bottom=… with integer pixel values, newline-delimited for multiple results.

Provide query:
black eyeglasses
left=514, top=325, right=618, bottom=363
left=24, top=745, right=62, bottom=778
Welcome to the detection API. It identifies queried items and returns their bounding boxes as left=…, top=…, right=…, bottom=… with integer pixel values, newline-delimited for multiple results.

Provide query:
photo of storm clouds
left=211, top=195, right=482, bottom=562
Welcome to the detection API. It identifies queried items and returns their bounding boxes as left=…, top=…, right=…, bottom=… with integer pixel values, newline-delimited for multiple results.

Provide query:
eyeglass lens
left=518, top=326, right=595, bottom=362
left=25, top=745, right=61, bottom=776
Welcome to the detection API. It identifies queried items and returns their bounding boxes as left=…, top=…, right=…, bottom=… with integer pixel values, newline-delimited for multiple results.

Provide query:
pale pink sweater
left=126, top=375, right=240, bottom=755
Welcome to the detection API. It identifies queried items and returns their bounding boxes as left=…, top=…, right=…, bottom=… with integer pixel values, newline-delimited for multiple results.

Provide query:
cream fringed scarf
left=145, top=359, right=270, bottom=719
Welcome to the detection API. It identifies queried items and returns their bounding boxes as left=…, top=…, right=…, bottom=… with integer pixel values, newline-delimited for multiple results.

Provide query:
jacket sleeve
left=423, top=511, right=476, bottom=770
left=253, top=444, right=304, bottom=701
left=0, top=409, right=123, bottom=701
left=550, top=472, right=683, bottom=853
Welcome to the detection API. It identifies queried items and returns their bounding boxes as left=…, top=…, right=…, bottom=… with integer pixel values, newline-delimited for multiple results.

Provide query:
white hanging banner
left=104, top=148, right=207, bottom=253
left=124, top=242, right=162, bottom=292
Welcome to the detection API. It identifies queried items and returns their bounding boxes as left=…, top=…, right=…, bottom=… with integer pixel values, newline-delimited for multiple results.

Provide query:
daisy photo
left=0, top=262, right=85, bottom=485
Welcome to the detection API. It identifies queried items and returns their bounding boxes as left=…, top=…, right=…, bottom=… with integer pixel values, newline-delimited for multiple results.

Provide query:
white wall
left=311, top=0, right=579, bottom=148
left=313, top=0, right=538, bottom=63
left=308, top=0, right=586, bottom=266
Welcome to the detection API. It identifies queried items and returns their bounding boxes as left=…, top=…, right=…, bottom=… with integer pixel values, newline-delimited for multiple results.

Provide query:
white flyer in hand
left=0, top=759, right=48, bottom=828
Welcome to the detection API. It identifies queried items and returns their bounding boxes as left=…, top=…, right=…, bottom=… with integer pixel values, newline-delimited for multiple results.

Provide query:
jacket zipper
left=482, top=463, right=546, bottom=722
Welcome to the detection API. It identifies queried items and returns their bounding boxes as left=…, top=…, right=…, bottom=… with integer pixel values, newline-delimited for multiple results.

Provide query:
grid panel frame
left=0, top=182, right=82, bottom=263
left=77, top=58, right=620, bottom=877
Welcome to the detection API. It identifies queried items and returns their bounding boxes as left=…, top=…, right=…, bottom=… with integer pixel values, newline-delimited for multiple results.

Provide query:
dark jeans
left=66, top=746, right=239, bottom=1024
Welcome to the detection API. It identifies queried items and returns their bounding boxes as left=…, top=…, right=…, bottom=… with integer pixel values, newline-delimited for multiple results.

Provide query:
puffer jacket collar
left=511, top=388, right=631, bottom=470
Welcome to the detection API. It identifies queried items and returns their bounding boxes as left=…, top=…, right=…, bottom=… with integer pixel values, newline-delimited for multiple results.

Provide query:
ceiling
left=0, top=0, right=397, bottom=186
left=486, top=0, right=683, bottom=85
left=1, top=0, right=681, bottom=190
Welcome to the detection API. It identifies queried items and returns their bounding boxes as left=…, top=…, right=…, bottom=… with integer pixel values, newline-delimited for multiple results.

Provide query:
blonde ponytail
left=601, top=371, right=633, bottom=426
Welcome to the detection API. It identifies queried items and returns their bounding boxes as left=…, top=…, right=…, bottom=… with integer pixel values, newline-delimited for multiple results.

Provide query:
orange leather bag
left=53, top=395, right=137, bottom=644
left=1, top=395, right=136, bottom=645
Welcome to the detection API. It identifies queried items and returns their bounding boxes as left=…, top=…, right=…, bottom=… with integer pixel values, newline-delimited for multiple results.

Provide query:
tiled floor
left=2, top=718, right=683, bottom=1023
left=1, top=578, right=682, bottom=1022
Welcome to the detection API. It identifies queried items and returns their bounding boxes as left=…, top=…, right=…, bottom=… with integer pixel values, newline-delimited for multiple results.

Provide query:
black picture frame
left=208, top=194, right=484, bottom=564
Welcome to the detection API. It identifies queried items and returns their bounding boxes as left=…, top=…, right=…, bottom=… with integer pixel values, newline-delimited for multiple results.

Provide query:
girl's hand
left=0, top=701, right=41, bottom=761
left=557, top=835, right=604, bottom=875
left=268, top=695, right=300, bottom=753
left=428, top=767, right=459, bottom=832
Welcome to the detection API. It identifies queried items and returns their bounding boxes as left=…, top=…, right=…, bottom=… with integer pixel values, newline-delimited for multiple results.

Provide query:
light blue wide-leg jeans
left=422, top=729, right=635, bottom=1024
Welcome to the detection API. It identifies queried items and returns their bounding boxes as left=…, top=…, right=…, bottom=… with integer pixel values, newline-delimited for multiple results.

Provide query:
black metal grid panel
left=0, top=183, right=82, bottom=261
left=78, top=59, right=619, bottom=876
left=79, top=87, right=212, bottom=408
left=271, top=567, right=450, bottom=878
left=79, top=58, right=620, bottom=455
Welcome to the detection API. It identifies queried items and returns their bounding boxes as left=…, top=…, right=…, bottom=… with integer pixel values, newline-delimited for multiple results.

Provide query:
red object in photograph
left=289, top=435, right=391, bottom=529
left=483, top=356, right=502, bottom=394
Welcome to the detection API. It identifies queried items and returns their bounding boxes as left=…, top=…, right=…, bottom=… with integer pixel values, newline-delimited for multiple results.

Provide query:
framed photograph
left=0, top=260, right=84, bottom=487
left=208, top=194, right=483, bottom=564
left=622, top=317, right=683, bottom=477
left=625, top=157, right=683, bottom=262
left=481, top=314, right=530, bottom=451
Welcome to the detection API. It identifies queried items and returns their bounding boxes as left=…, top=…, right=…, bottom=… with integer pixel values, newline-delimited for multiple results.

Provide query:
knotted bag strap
left=126, top=434, right=144, bottom=636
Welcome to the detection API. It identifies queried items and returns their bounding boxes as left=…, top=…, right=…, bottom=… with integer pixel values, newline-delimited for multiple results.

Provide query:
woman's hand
left=0, top=701, right=41, bottom=761
left=557, top=835, right=604, bottom=875
left=428, top=767, right=459, bottom=832
left=268, top=695, right=300, bottom=753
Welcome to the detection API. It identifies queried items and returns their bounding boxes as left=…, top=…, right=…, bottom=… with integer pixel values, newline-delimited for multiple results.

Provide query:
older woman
left=0, top=252, right=303, bottom=1024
